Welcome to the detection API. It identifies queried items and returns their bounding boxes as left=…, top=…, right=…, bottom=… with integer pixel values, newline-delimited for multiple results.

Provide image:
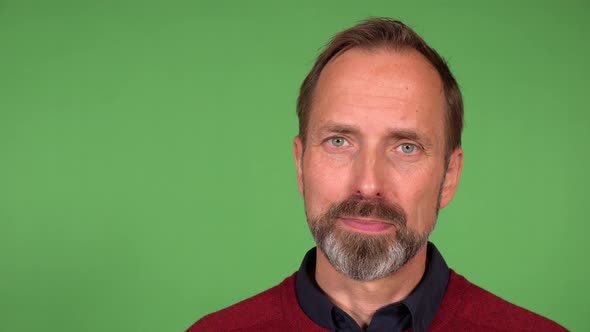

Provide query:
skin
left=293, top=47, right=464, bottom=328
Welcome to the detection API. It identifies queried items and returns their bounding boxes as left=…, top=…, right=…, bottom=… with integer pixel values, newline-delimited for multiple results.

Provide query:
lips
left=337, top=217, right=394, bottom=233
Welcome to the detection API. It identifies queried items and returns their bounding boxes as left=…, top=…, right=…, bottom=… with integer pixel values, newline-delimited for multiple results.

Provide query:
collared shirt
left=295, top=242, right=450, bottom=332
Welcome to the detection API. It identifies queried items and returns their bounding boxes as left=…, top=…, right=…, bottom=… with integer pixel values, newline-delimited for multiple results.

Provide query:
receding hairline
left=328, top=42, right=435, bottom=64
left=310, top=46, right=446, bottom=120
left=320, top=45, right=445, bottom=92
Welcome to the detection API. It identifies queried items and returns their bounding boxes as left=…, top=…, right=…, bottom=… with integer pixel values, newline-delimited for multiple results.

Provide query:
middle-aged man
left=188, top=18, right=567, bottom=332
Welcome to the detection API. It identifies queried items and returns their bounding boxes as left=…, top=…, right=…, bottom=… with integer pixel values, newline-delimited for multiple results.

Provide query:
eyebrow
left=317, top=122, right=359, bottom=136
left=315, top=121, right=433, bottom=147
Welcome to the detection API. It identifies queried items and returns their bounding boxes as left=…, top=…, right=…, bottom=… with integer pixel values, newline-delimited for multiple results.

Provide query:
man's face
left=294, top=48, right=463, bottom=281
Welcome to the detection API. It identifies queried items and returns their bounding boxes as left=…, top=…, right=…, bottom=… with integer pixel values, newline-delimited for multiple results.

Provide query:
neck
left=315, top=245, right=428, bottom=329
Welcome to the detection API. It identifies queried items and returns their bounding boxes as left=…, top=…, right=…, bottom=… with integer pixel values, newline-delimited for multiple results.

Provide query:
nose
left=353, top=148, right=385, bottom=198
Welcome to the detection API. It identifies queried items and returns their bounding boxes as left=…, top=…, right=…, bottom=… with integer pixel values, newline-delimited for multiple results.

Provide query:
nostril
left=354, top=191, right=382, bottom=198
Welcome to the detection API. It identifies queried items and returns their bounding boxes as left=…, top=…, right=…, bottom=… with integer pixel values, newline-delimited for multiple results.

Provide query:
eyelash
left=323, top=137, right=421, bottom=155
left=327, top=137, right=349, bottom=147
left=397, top=143, right=418, bottom=154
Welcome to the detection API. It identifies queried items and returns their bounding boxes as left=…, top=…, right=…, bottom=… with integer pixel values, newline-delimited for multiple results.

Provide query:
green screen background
left=1, top=1, right=588, bottom=331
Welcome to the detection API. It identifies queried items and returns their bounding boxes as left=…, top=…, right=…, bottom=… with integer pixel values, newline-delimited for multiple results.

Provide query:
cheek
left=302, top=155, right=352, bottom=216
left=400, top=169, right=444, bottom=231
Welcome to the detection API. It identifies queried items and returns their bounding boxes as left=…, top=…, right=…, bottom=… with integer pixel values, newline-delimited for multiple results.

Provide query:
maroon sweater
left=188, top=270, right=567, bottom=331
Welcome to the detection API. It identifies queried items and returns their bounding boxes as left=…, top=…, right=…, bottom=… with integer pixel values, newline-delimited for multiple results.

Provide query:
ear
left=439, top=147, right=464, bottom=209
left=293, top=136, right=304, bottom=196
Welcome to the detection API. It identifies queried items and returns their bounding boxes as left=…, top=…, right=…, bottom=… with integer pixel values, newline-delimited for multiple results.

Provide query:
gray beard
left=308, top=196, right=433, bottom=281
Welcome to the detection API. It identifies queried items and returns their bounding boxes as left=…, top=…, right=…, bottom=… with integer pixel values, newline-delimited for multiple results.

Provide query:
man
left=188, top=18, right=567, bottom=332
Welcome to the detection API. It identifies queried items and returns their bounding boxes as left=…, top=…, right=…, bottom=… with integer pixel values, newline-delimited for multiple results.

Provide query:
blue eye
left=329, top=137, right=348, bottom=147
left=399, top=143, right=416, bottom=153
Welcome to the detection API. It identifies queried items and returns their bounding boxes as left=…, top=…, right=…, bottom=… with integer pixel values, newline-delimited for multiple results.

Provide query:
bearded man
left=187, top=18, right=567, bottom=332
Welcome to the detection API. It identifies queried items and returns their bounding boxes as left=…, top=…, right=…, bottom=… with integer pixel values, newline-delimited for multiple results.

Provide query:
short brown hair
left=296, top=17, right=463, bottom=159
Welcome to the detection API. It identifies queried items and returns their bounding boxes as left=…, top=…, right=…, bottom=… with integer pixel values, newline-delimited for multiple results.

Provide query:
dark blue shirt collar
left=295, top=242, right=450, bottom=332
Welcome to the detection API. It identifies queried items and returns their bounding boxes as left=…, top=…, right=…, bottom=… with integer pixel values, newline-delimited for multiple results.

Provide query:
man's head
left=293, top=18, right=464, bottom=281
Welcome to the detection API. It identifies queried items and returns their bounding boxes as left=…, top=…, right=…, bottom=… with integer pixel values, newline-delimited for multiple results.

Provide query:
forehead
left=309, top=47, right=446, bottom=140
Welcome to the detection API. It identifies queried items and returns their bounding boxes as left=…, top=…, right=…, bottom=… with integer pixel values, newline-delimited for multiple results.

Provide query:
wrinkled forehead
left=317, top=47, right=443, bottom=104
left=308, top=48, right=447, bottom=141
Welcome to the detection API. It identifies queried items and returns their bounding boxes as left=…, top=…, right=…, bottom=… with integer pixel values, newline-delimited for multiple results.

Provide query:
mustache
left=324, top=196, right=407, bottom=227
